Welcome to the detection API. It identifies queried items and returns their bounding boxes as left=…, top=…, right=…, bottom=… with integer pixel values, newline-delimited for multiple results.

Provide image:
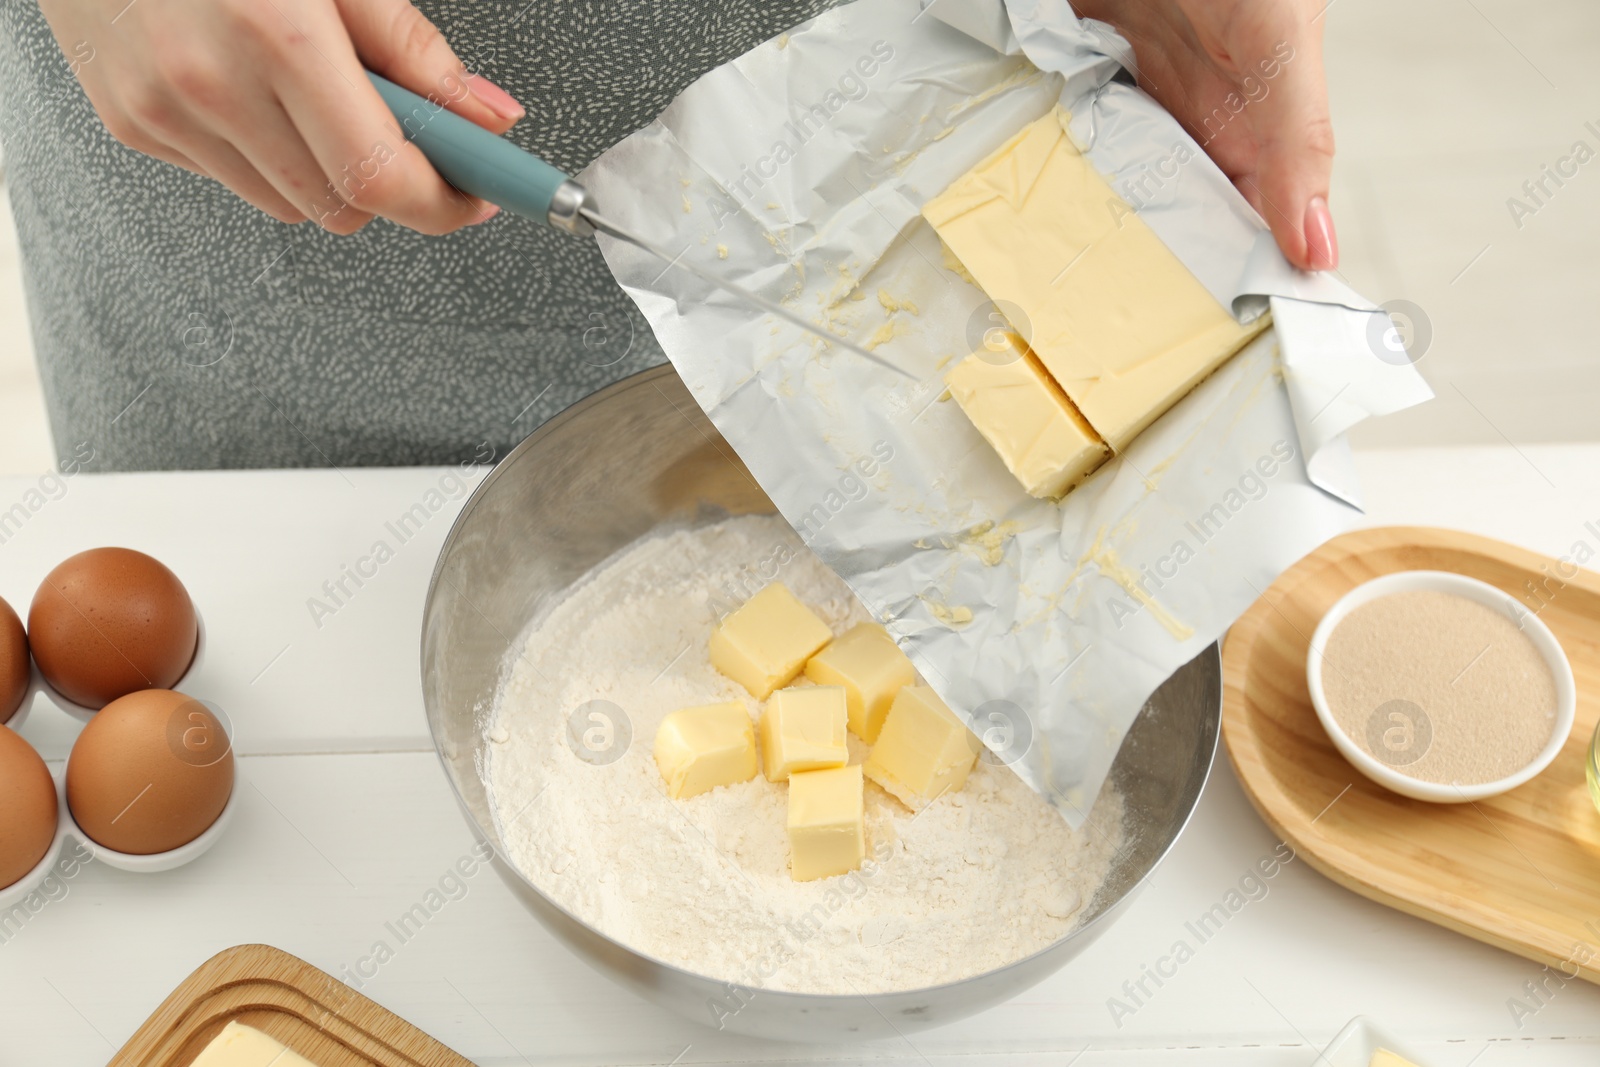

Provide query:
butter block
left=923, top=108, right=1265, bottom=451
left=864, top=686, right=983, bottom=811
left=760, top=686, right=849, bottom=781
left=1370, top=1052, right=1421, bottom=1067
left=654, top=702, right=758, bottom=799
left=190, top=1021, right=319, bottom=1067
left=945, top=331, right=1111, bottom=498
left=786, top=763, right=866, bottom=881
left=710, top=583, right=834, bottom=699
left=804, top=622, right=916, bottom=742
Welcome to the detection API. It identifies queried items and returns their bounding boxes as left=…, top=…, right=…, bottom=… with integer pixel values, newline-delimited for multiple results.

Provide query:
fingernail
left=1303, top=195, right=1338, bottom=271
left=472, top=203, right=501, bottom=225
left=467, top=75, right=524, bottom=122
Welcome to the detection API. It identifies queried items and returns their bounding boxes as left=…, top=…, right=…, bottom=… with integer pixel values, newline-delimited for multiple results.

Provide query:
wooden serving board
left=109, top=944, right=473, bottom=1067
left=1222, top=526, right=1600, bottom=981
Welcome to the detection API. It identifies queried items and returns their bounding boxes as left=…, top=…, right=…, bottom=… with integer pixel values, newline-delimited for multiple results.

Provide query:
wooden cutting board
left=109, top=944, right=474, bottom=1066
left=1222, top=526, right=1600, bottom=981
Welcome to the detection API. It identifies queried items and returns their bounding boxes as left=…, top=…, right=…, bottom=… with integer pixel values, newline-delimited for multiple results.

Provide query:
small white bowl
left=1318, top=1015, right=1431, bottom=1067
left=1306, top=570, right=1576, bottom=803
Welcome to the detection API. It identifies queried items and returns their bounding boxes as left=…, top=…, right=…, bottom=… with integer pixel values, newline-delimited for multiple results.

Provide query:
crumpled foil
left=580, top=0, right=1432, bottom=824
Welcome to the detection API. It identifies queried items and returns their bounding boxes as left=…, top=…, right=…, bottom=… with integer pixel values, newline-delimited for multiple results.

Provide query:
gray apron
left=0, top=0, right=838, bottom=469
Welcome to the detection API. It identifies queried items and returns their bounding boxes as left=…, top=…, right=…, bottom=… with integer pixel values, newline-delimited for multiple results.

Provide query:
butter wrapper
left=580, top=0, right=1431, bottom=823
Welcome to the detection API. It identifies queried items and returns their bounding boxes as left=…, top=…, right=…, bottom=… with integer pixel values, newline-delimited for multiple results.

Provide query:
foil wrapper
left=581, top=0, right=1432, bottom=824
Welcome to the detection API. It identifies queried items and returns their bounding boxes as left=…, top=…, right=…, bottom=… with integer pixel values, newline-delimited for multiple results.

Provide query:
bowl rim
left=421, top=363, right=1223, bottom=1002
left=1305, top=568, right=1577, bottom=803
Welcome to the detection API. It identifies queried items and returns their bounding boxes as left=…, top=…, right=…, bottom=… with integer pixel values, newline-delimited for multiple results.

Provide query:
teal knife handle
left=366, top=71, right=570, bottom=225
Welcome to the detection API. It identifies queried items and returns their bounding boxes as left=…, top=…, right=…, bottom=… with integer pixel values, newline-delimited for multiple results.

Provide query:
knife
left=366, top=72, right=907, bottom=377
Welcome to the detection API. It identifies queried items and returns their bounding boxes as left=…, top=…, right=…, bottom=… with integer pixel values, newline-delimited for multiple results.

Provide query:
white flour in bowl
left=487, top=514, right=1124, bottom=996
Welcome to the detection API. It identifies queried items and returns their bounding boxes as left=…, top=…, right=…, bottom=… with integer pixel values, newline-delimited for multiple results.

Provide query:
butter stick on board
left=189, top=1021, right=320, bottom=1067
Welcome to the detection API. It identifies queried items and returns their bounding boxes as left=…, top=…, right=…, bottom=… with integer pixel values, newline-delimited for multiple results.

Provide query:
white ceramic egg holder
left=0, top=612, right=238, bottom=911
left=1317, top=1016, right=1434, bottom=1067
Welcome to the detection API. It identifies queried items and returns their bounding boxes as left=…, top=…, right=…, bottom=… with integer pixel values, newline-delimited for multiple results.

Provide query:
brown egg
left=66, top=689, right=233, bottom=855
left=29, top=548, right=198, bottom=709
left=0, top=726, right=58, bottom=889
left=0, top=596, right=27, bottom=725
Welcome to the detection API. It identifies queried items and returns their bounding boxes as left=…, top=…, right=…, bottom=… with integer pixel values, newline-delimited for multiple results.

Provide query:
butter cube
left=710, top=583, right=833, bottom=699
left=923, top=108, right=1265, bottom=451
left=804, top=622, right=916, bottom=743
left=760, top=686, right=848, bottom=781
left=654, top=702, right=758, bottom=799
left=864, top=686, right=983, bottom=811
left=945, top=332, right=1110, bottom=499
left=786, top=764, right=866, bottom=881
left=1370, top=1053, right=1421, bottom=1067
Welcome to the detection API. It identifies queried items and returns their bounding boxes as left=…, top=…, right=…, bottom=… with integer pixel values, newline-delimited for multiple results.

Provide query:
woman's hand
left=1073, top=0, right=1338, bottom=271
left=38, top=0, right=525, bottom=234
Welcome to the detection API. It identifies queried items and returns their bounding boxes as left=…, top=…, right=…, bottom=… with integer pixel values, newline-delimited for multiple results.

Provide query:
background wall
left=1327, top=0, right=1600, bottom=449
left=1, top=0, right=1596, bottom=474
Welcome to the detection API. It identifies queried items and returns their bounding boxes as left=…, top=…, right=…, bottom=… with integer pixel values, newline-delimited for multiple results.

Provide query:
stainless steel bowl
left=421, top=364, right=1219, bottom=1042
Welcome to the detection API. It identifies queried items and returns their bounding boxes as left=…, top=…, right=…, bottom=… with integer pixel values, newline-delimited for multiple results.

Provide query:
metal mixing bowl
left=421, top=364, right=1219, bottom=1041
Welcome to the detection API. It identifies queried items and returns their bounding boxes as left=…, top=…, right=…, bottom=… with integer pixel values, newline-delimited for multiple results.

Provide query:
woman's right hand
left=1072, top=0, right=1339, bottom=271
left=38, top=0, right=525, bottom=234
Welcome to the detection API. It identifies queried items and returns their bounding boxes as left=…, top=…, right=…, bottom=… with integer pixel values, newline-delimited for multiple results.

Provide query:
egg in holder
left=0, top=595, right=27, bottom=727
left=1, top=545, right=233, bottom=911
left=6, top=608, right=207, bottom=730
left=23, top=547, right=203, bottom=725
left=0, top=696, right=237, bottom=911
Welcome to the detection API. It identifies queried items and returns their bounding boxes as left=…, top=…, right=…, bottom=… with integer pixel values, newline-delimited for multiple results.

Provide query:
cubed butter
left=710, top=583, right=834, bottom=699
left=654, top=702, right=758, bottom=799
left=760, top=686, right=849, bottom=781
left=864, top=686, right=983, bottom=811
left=804, top=622, right=916, bottom=742
left=945, top=331, right=1110, bottom=499
left=1370, top=1052, right=1421, bottom=1067
left=923, top=108, right=1266, bottom=452
left=786, top=763, right=866, bottom=881
left=190, top=1021, right=319, bottom=1067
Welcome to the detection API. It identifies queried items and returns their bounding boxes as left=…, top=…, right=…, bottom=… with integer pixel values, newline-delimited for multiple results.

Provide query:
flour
left=487, top=515, right=1124, bottom=995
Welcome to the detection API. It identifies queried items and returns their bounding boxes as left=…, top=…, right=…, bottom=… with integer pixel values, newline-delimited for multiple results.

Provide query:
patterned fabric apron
left=0, top=0, right=838, bottom=468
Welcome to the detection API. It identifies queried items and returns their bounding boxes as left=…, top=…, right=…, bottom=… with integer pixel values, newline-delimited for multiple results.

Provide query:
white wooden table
left=1, top=446, right=1598, bottom=1067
